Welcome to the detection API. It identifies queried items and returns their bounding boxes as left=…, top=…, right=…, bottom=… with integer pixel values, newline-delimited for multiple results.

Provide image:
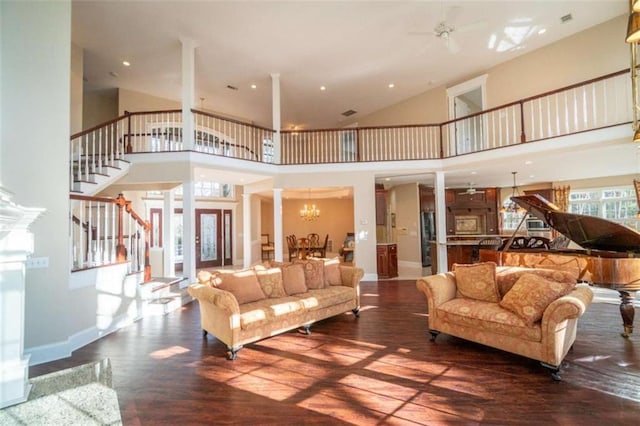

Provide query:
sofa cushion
left=282, top=263, right=308, bottom=295
left=496, top=267, right=576, bottom=299
left=239, top=296, right=307, bottom=331
left=437, top=298, right=542, bottom=342
left=453, top=262, right=500, bottom=303
left=500, top=273, right=576, bottom=325
left=254, top=266, right=287, bottom=298
left=295, top=286, right=355, bottom=311
left=294, top=258, right=326, bottom=289
left=322, top=257, right=343, bottom=286
left=217, top=269, right=267, bottom=305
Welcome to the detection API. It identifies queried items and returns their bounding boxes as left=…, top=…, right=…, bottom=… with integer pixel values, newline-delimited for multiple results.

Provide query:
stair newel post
left=143, top=220, right=151, bottom=282
left=115, top=193, right=127, bottom=262
left=519, top=100, right=527, bottom=143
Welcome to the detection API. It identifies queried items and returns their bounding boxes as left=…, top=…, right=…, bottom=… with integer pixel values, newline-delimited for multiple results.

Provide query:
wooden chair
left=311, top=234, right=329, bottom=258
left=261, top=233, right=275, bottom=261
left=473, top=236, right=504, bottom=262
left=307, top=233, right=320, bottom=248
left=286, top=234, right=299, bottom=261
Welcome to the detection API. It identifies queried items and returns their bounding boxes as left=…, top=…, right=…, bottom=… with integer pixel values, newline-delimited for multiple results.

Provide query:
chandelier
left=300, top=190, right=320, bottom=221
left=500, top=171, right=525, bottom=214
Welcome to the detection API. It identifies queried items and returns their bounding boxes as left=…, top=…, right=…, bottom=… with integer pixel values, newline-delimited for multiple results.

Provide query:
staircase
left=138, top=276, right=192, bottom=316
left=71, top=156, right=130, bottom=195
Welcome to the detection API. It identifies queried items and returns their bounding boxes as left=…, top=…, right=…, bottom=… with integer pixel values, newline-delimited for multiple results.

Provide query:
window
left=262, top=138, right=275, bottom=163
left=146, top=181, right=234, bottom=200
left=569, top=187, right=640, bottom=231
left=341, top=130, right=356, bottom=162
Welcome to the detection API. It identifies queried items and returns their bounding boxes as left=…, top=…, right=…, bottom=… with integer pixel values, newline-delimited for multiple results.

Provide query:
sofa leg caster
left=299, top=325, right=312, bottom=335
left=429, top=330, right=440, bottom=342
left=352, top=308, right=360, bottom=318
left=202, top=329, right=208, bottom=338
left=227, top=346, right=242, bottom=360
left=541, top=362, right=562, bottom=381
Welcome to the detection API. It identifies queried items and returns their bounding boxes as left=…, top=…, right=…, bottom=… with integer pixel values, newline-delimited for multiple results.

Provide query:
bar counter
left=429, top=235, right=507, bottom=274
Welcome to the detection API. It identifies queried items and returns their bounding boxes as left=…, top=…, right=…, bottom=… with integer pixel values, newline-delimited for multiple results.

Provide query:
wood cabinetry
left=375, top=184, right=387, bottom=225
left=445, top=187, right=499, bottom=235
left=377, top=243, right=398, bottom=278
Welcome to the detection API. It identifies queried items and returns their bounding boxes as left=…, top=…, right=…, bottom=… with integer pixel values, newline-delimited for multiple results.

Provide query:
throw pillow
left=500, top=273, right=576, bottom=325
left=255, top=267, right=287, bottom=298
left=294, top=258, right=326, bottom=289
left=453, top=262, right=500, bottom=303
left=196, top=270, right=213, bottom=285
left=282, top=263, right=308, bottom=295
left=323, top=257, right=343, bottom=286
left=217, top=269, right=267, bottom=304
left=496, top=267, right=576, bottom=298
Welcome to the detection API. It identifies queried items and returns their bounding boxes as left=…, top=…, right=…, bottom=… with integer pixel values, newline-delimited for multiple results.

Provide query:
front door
left=195, top=209, right=233, bottom=268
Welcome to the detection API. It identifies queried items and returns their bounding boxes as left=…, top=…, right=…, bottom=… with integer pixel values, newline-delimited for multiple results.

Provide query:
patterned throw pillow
left=496, top=267, right=576, bottom=298
left=500, top=273, right=576, bottom=325
left=323, top=257, right=343, bottom=286
left=294, top=258, right=326, bottom=289
left=255, top=267, right=287, bottom=298
left=217, top=269, right=267, bottom=304
left=282, top=263, right=308, bottom=295
left=453, top=262, right=500, bottom=303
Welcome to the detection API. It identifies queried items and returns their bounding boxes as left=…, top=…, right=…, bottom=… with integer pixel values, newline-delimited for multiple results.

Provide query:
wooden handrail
left=70, top=193, right=150, bottom=281
left=192, top=108, right=273, bottom=133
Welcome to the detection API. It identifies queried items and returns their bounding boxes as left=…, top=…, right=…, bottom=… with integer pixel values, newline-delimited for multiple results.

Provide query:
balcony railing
left=69, top=69, right=632, bottom=191
left=70, top=193, right=150, bottom=280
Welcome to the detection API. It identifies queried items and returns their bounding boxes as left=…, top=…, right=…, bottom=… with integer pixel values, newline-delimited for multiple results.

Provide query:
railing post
left=125, top=111, right=133, bottom=153
left=439, top=124, right=444, bottom=158
left=519, top=100, right=527, bottom=143
left=115, top=193, right=127, bottom=261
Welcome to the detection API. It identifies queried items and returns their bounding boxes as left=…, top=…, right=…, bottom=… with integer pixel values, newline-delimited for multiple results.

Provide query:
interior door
left=195, top=208, right=233, bottom=268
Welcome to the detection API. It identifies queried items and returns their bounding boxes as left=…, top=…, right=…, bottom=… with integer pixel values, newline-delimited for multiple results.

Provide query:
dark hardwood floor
left=30, top=280, right=640, bottom=425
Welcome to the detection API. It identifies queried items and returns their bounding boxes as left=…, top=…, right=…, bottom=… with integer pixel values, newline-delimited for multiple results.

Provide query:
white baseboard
left=25, top=312, right=133, bottom=366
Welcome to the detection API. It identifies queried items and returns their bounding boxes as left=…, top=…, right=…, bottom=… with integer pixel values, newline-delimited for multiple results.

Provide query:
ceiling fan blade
left=447, top=35, right=460, bottom=54
left=457, top=20, right=488, bottom=33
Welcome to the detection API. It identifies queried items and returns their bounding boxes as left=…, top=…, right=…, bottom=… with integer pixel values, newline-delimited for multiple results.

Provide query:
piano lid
left=511, top=194, right=640, bottom=253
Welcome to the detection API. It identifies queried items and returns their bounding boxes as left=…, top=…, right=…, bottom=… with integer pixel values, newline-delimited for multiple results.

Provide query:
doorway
left=447, top=74, right=487, bottom=155
left=195, top=209, right=233, bottom=268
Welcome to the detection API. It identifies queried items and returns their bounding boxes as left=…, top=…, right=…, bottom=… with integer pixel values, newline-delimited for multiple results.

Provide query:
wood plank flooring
left=30, top=280, right=640, bottom=425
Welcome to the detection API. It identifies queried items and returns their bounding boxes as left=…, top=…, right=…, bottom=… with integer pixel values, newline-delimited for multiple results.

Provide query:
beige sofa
left=416, top=263, right=593, bottom=380
left=188, top=259, right=364, bottom=360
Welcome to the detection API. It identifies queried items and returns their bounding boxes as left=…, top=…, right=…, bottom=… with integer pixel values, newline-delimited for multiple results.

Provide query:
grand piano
left=480, top=194, right=640, bottom=338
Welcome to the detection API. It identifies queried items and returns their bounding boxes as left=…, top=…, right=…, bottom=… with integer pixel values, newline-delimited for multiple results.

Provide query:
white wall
left=1, top=1, right=72, bottom=349
left=70, top=43, right=83, bottom=134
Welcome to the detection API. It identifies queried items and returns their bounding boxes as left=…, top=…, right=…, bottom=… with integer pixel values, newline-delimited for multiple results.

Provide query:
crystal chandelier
left=300, top=190, right=320, bottom=221
left=500, top=171, right=525, bottom=213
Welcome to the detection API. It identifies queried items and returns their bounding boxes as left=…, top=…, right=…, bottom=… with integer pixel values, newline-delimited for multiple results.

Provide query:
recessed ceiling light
left=538, top=28, right=546, bottom=35
left=320, top=86, right=326, bottom=91
left=385, top=178, right=391, bottom=181
left=525, top=160, right=533, bottom=165
left=250, top=84, right=257, bottom=89
left=388, top=83, right=395, bottom=88
left=529, top=174, right=535, bottom=179
left=471, top=171, right=477, bottom=175
left=122, top=60, right=131, bottom=67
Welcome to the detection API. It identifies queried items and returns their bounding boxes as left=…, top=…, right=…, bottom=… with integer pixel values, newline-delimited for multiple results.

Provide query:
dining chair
left=286, top=235, right=299, bottom=261
left=312, top=233, right=329, bottom=258
left=261, top=233, right=275, bottom=260
left=307, top=233, right=320, bottom=248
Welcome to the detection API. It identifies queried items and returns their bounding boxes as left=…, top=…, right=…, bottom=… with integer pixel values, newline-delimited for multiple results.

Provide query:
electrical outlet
left=25, top=257, right=49, bottom=269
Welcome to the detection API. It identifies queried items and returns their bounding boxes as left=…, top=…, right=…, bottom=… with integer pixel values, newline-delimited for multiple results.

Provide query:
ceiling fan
left=458, top=183, right=485, bottom=195
left=409, top=5, right=486, bottom=54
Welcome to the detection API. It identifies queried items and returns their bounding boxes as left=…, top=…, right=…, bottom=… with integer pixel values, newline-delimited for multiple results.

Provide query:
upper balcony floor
left=71, top=69, right=635, bottom=195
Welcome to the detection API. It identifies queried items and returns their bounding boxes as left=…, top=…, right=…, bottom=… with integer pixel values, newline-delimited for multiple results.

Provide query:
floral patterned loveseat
left=416, top=262, right=593, bottom=380
left=189, top=258, right=364, bottom=360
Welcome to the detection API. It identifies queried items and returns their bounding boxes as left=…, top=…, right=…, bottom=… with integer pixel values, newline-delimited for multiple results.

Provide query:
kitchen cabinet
left=377, top=243, right=398, bottom=278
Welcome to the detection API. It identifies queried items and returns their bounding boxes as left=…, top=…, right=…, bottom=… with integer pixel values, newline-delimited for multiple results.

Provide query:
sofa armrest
left=339, top=265, right=364, bottom=288
left=542, top=284, right=594, bottom=327
left=416, top=272, right=457, bottom=309
left=187, top=283, right=240, bottom=315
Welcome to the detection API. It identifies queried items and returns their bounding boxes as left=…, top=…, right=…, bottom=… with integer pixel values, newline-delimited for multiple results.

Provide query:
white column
left=182, top=181, right=196, bottom=281
left=434, top=171, right=448, bottom=273
left=242, top=193, right=251, bottom=268
left=181, top=38, right=196, bottom=151
left=271, top=73, right=281, bottom=164
left=0, top=188, right=43, bottom=408
left=163, top=189, right=176, bottom=277
left=273, top=188, right=283, bottom=262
